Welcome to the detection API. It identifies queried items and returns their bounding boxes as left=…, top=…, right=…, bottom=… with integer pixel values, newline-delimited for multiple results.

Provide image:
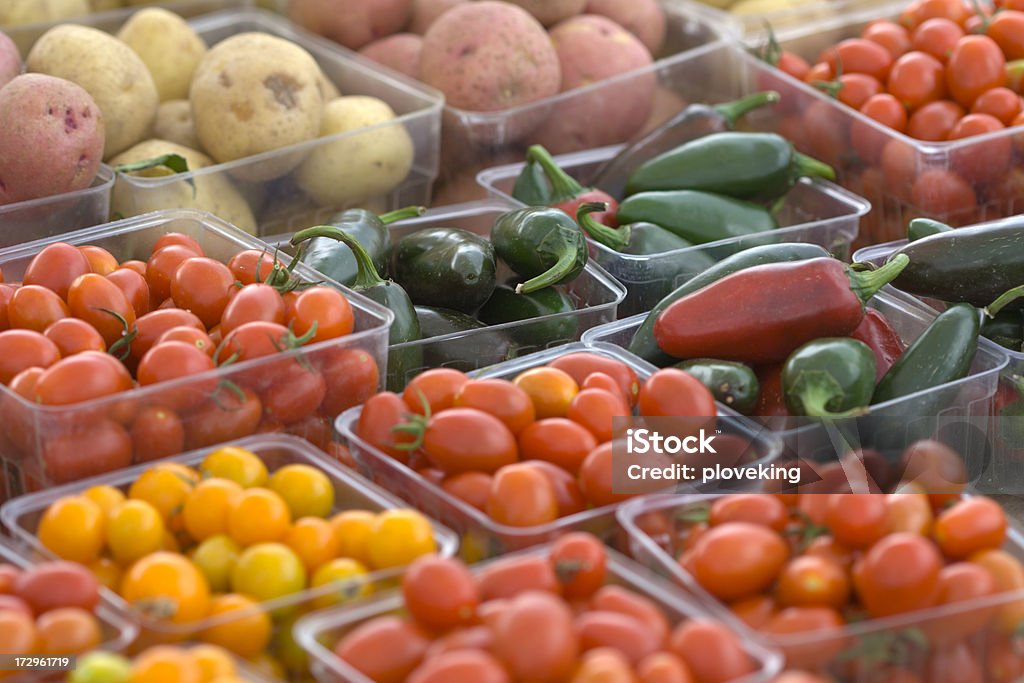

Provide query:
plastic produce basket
left=0, top=433, right=459, bottom=652
left=581, top=290, right=1008, bottom=472
left=337, top=341, right=784, bottom=559
left=107, top=9, right=442, bottom=240
left=432, top=1, right=732, bottom=204
left=0, top=539, right=138, bottom=683
left=478, top=147, right=867, bottom=317
left=294, top=542, right=783, bottom=683
left=0, top=209, right=392, bottom=500
left=618, top=492, right=1024, bottom=678
left=0, top=166, right=114, bottom=248
left=379, top=200, right=626, bottom=389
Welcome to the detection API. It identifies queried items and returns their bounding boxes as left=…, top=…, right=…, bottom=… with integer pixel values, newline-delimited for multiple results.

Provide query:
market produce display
left=71, top=644, right=259, bottom=683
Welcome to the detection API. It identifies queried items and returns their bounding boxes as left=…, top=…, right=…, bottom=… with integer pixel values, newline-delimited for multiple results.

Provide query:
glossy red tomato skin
left=259, top=361, right=326, bottom=425
left=421, top=408, right=518, bottom=475
left=946, top=35, right=1007, bottom=109
left=67, top=273, right=137, bottom=348
left=130, top=406, right=186, bottom=463
left=145, top=244, right=200, bottom=306
left=170, top=257, right=235, bottom=329
left=356, top=391, right=416, bottom=462
left=668, top=619, right=757, bottom=683
left=42, top=417, right=133, bottom=484
left=129, top=309, right=205, bottom=367
left=335, top=616, right=431, bottom=683
left=106, top=268, right=151, bottom=320
left=491, top=591, right=578, bottom=682
left=289, top=286, right=355, bottom=344
left=34, top=351, right=133, bottom=407
left=547, top=353, right=641, bottom=406
left=319, top=348, right=380, bottom=418
left=7, top=285, right=69, bottom=332
left=23, top=242, right=91, bottom=300
left=183, top=386, right=263, bottom=450
left=43, top=318, right=106, bottom=357
left=853, top=532, right=943, bottom=618
left=0, top=330, right=61, bottom=386
left=219, top=283, right=286, bottom=334
left=227, top=249, right=286, bottom=286
left=13, top=561, right=100, bottom=614
left=137, top=341, right=218, bottom=411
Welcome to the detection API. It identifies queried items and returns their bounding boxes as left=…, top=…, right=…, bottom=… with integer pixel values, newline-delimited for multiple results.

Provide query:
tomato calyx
left=101, top=308, right=138, bottom=362
left=831, top=626, right=928, bottom=671
left=811, top=58, right=846, bottom=100
left=755, top=22, right=783, bottom=66
left=209, top=379, right=247, bottom=412
left=131, top=597, right=181, bottom=620
left=785, top=512, right=831, bottom=552
left=391, top=390, right=432, bottom=453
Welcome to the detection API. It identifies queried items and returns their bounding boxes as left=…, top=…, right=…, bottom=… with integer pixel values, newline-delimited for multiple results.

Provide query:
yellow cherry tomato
left=160, top=530, right=181, bottom=553
left=88, top=557, right=123, bottom=592
left=366, top=509, right=437, bottom=570
left=130, top=646, right=203, bottom=683
left=128, top=465, right=195, bottom=526
left=230, top=543, right=306, bottom=603
left=157, top=462, right=201, bottom=486
left=82, top=485, right=126, bottom=518
left=267, top=464, right=335, bottom=519
left=190, top=534, right=241, bottom=593
left=200, top=446, right=268, bottom=488
left=120, top=552, right=211, bottom=625
left=182, top=478, right=243, bottom=543
left=198, top=593, right=271, bottom=660
left=310, top=557, right=374, bottom=610
left=512, top=366, right=578, bottom=419
left=226, top=488, right=291, bottom=546
left=106, top=500, right=166, bottom=565
left=247, top=653, right=285, bottom=681
left=38, top=495, right=105, bottom=563
left=189, top=643, right=237, bottom=682
left=329, top=509, right=376, bottom=566
left=284, top=517, right=341, bottom=572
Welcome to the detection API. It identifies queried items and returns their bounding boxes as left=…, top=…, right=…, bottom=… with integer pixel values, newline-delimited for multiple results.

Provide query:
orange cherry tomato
left=403, top=368, right=470, bottom=415
left=453, top=378, right=535, bottom=435
left=487, top=462, right=559, bottom=527
left=518, top=418, right=597, bottom=475
left=946, top=35, right=1006, bottom=108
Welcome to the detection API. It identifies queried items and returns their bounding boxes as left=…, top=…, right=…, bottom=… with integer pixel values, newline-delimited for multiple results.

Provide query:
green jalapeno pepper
left=297, top=206, right=422, bottom=286
left=982, top=309, right=1023, bottom=351
left=477, top=283, right=578, bottom=347
left=625, top=132, right=835, bottom=200
left=290, top=225, right=422, bottom=391
left=392, top=227, right=497, bottom=314
left=413, top=305, right=516, bottom=372
left=616, top=190, right=777, bottom=245
left=512, top=159, right=553, bottom=206
left=782, top=338, right=877, bottom=418
left=491, top=204, right=592, bottom=294
left=676, top=359, right=760, bottom=415
left=907, top=217, right=953, bottom=242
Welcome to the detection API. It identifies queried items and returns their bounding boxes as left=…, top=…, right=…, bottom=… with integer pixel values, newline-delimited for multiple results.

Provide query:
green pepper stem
left=379, top=206, right=425, bottom=225
left=794, top=152, right=836, bottom=182
left=288, top=225, right=385, bottom=289
left=986, top=284, right=1024, bottom=318
left=526, top=144, right=585, bottom=202
left=576, top=202, right=631, bottom=252
left=907, top=217, right=953, bottom=242
left=714, top=91, right=780, bottom=127
left=847, top=253, right=909, bottom=304
left=793, top=370, right=869, bottom=418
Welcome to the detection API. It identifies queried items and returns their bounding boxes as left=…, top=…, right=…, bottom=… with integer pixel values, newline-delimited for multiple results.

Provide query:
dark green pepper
left=981, top=309, right=1023, bottom=351
left=619, top=222, right=700, bottom=255
left=491, top=204, right=590, bottom=294
left=872, top=303, right=980, bottom=405
left=625, top=132, right=835, bottom=200
left=616, top=191, right=777, bottom=246
left=575, top=202, right=631, bottom=252
left=413, top=305, right=516, bottom=372
left=511, top=159, right=553, bottom=206
left=629, top=242, right=831, bottom=367
left=296, top=206, right=422, bottom=286
left=289, top=225, right=422, bottom=391
left=478, top=283, right=577, bottom=347
left=907, top=217, right=953, bottom=242
left=676, top=359, right=760, bottom=414
left=782, top=338, right=876, bottom=417
left=393, top=228, right=497, bottom=314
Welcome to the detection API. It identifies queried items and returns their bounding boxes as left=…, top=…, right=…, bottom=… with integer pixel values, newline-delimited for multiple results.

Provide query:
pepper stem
left=379, top=206, right=425, bottom=225
left=288, top=225, right=385, bottom=290
left=792, top=370, right=869, bottom=418
left=794, top=152, right=836, bottom=182
left=847, top=254, right=909, bottom=304
left=986, top=284, right=1024, bottom=318
left=714, top=91, right=780, bottom=127
left=526, top=144, right=585, bottom=203
left=576, top=202, right=631, bottom=252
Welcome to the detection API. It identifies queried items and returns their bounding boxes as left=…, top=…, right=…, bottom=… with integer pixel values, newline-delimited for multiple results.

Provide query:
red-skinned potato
left=0, top=74, right=104, bottom=206
left=409, top=0, right=468, bottom=34
left=0, top=31, right=19, bottom=90
left=359, top=33, right=423, bottom=80
left=503, top=0, right=585, bottom=25
left=585, top=0, right=667, bottom=55
left=288, top=0, right=413, bottom=50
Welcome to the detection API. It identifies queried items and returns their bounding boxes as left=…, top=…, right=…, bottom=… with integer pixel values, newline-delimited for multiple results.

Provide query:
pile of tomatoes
left=635, top=485, right=1020, bottom=680
left=0, top=559, right=107, bottom=670
left=27, top=444, right=438, bottom=675
left=71, top=643, right=255, bottom=683
left=0, top=233, right=380, bottom=488
left=353, top=352, right=722, bottom=529
left=331, top=531, right=759, bottom=683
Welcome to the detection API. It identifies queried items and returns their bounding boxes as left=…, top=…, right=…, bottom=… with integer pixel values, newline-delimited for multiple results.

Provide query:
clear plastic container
left=431, top=2, right=732, bottom=204
left=477, top=147, right=868, bottom=317
left=0, top=433, right=459, bottom=652
left=294, top=542, right=783, bottom=683
left=336, top=341, right=784, bottom=559
left=0, top=209, right=392, bottom=499
left=105, top=9, right=442, bottom=240
left=0, top=166, right=114, bottom=248
left=2, top=0, right=249, bottom=54
left=0, top=539, right=138, bottom=683
left=618, top=492, right=1024, bottom=677
left=581, top=291, right=1008, bottom=469
left=381, top=200, right=627, bottom=389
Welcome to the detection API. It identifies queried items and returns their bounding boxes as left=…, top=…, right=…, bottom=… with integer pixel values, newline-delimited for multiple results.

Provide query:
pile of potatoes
left=291, top=0, right=666, bottom=155
left=10, top=7, right=415, bottom=232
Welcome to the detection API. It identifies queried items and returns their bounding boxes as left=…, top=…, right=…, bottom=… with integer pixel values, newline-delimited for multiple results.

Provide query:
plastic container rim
left=0, top=165, right=115, bottom=219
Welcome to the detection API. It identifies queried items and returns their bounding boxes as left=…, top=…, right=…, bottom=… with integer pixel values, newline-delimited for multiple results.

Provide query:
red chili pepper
left=754, top=363, right=788, bottom=417
left=653, top=256, right=909, bottom=364
left=527, top=144, right=619, bottom=226
left=849, top=308, right=905, bottom=382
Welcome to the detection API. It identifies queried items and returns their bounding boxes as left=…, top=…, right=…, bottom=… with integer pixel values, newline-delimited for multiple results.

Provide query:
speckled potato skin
left=503, top=0, right=585, bottom=25
left=532, top=15, right=655, bottom=154
left=189, top=32, right=323, bottom=182
left=116, top=8, right=208, bottom=102
left=359, top=33, right=422, bottom=80
left=0, top=74, right=105, bottom=206
left=0, top=0, right=89, bottom=27
left=0, top=31, right=20, bottom=90
left=419, top=1, right=560, bottom=112
left=585, top=0, right=667, bottom=55
left=153, top=99, right=199, bottom=149
left=409, top=0, right=467, bottom=34
left=26, top=25, right=158, bottom=159
left=288, top=0, right=413, bottom=50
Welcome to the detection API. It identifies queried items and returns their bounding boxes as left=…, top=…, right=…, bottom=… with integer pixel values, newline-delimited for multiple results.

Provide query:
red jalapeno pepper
left=850, top=308, right=905, bottom=382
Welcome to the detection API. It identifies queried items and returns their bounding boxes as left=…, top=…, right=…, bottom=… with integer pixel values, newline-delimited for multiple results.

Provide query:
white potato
left=116, top=8, right=207, bottom=102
